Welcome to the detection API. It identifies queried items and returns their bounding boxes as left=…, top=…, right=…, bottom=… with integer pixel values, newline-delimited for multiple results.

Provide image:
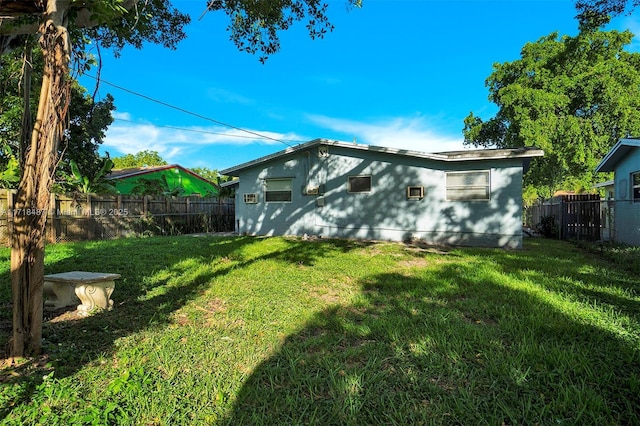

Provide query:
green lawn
left=0, top=236, right=638, bottom=425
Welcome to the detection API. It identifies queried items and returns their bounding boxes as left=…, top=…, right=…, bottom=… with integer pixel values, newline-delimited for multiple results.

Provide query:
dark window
left=347, top=176, right=372, bottom=193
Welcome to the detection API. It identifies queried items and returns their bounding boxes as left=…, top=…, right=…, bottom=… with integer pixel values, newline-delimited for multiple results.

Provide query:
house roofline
left=595, top=138, right=640, bottom=173
left=220, top=138, right=544, bottom=176
left=108, top=164, right=220, bottom=190
left=221, top=179, right=239, bottom=188
left=108, top=164, right=183, bottom=180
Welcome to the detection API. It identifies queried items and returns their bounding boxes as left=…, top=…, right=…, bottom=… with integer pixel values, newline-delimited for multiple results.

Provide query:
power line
left=113, top=117, right=272, bottom=140
left=84, top=74, right=295, bottom=148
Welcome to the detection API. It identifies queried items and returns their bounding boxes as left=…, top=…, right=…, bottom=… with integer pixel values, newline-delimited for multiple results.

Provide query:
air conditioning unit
left=305, top=185, right=320, bottom=195
left=243, top=193, right=258, bottom=203
left=407, top=186, right=424, bottom=199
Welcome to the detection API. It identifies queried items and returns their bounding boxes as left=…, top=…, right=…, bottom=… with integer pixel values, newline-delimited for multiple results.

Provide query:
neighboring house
left=107, top=165, right=219, bottom=196
left=595, top=138, right=640, bottom=246
left=221, top=139, right=544, bottom=248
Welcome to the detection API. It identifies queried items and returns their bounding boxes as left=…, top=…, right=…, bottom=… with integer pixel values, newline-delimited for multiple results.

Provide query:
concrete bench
left=44, top=271, right=121, bottom=316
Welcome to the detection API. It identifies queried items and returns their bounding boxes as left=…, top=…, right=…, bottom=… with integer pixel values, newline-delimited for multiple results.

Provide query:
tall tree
left=56, top=87, right=115, bottom=190
left=463, top=29, right=640, bottom=200
left=1, top=47, right=116, bottom=192
left=576, top=0, right=639, bottom=30
left=0, top=0, right=189, bottom=357
left=0, top=0, right=360, bottom=357
left=191, top=166, right=235, bottom=197
left=112, top=150, right=167, bottom=168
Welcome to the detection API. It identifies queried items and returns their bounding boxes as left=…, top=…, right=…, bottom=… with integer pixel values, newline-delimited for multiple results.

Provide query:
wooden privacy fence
left=525, top=194, right=602, bottom=241
left=0, top=190, right=235, bottom=245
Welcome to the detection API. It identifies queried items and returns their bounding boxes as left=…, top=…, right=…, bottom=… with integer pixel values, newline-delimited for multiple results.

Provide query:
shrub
left=536, top=215, right=559, bottom=238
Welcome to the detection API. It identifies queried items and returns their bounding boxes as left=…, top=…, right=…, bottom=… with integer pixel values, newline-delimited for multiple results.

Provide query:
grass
left=0, top=235, right=639, bottom=425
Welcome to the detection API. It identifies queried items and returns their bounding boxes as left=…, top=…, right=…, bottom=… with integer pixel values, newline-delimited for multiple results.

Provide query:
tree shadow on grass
left=224, top=245, right=640, bottom=425
left=0, top=235, right=369, bottom=418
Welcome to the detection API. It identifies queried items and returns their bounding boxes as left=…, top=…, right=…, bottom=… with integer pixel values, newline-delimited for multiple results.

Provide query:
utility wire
left=84, top=74, right=295, bottom=148
left=114, top=117, right=272, bottom=140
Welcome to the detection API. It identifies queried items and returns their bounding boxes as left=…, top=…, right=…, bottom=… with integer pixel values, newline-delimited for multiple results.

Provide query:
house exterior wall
left=612, top=149, right=640, bottom=246
left=234, top=144, right=525, bottom=248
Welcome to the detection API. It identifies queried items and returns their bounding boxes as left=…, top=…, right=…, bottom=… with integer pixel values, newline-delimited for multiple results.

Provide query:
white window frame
left=347, top=175, right=372, bottom=193
left=243, top=193, right=258, bottom=204
left=445, top=171, right=491, bottom=201
left=633, top=171, right=640, bottom=202
left=264, top=178, right=293, bottom=203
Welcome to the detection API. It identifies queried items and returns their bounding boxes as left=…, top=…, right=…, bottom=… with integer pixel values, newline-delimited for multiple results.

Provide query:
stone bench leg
left=44, top=281, right=79, bottom=310
left=75, top=281, right=116, bottom=317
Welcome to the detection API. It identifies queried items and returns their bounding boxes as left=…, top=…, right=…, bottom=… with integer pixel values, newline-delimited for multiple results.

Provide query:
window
left=446, top=171, right=490, bottom=201
left=633, top=172, right=640, bottom=202
left=243, top=193, right=258, bottom=203
left=348, top=176, right=372, bottom=193
left=407, top=186, right=424, bottom=199
left=265, top=178, right=292, bottom=202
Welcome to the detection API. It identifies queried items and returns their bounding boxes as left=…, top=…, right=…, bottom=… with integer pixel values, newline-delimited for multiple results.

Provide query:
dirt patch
left=399, top=258, right=430, bottom=268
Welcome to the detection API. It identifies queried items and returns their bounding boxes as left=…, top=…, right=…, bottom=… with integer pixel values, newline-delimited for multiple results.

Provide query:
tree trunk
left=10, top=0, right=70, bottom=358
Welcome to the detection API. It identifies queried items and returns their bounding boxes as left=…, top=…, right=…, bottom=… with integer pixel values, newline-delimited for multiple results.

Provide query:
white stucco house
left=221, top=139, right=544, bottom=248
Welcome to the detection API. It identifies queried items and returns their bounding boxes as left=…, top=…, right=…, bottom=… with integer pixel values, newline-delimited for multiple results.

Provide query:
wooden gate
left=560, top=194, right=601, bottom=241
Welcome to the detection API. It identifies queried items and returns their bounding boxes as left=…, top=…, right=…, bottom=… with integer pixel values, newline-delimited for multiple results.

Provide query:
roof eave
left=595, top=138, right=640, bottom=173
left=220, top=138, right=545, bottom=176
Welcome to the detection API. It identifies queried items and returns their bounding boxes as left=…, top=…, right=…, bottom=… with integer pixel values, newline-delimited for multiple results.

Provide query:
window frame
left=264, top=178, right=293, bottom=203
left=445, top=170, right=491, bottom=201
left=243, top=193, right=258, bottom=204
left=632, top=171, right=640, bottom=202
left=347, top=175, right=372, bottom=193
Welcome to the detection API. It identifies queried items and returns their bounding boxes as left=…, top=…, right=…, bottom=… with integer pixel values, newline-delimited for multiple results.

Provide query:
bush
left=536, top=215, right=559, bottom=238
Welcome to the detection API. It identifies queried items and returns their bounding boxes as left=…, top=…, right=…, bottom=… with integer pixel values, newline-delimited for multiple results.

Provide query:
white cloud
left=205, top=87, right=254, bottom=105
left=306, top=114, right=467, bottom=153
left=102, top=117, right=304, bottom=163
left=112, top=111, right=132, bottom=120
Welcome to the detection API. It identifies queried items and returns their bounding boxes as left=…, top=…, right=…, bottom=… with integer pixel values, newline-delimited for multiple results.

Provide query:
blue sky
left=78, top=0, right=640, bottom=172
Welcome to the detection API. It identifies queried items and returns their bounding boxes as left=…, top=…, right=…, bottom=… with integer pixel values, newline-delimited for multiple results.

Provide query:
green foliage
left=189, top=167, right=235, bottom=197
left=112, top=150, right=167, bottom=169
left=575, top=0, right=640, bottom=31
left=536, top=215, right=559, bottom=238
left=0, top=151, right=20, bottom=189
left=68, top=157, right=117, bottom=194
left=0, top=45, right=35, bottom=166
left=189, top=166, right=219, bottom=184
left=78, top=0, right=190, bottom=56
left=0, top=48, right=115, bottom=186
left=59, top=85, right=115, bottom=182
left=522, top=185, right=540, bottom=207
left=464, top=30, right=640, bottom=199
left=207, top=0, right=363, bottom=62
